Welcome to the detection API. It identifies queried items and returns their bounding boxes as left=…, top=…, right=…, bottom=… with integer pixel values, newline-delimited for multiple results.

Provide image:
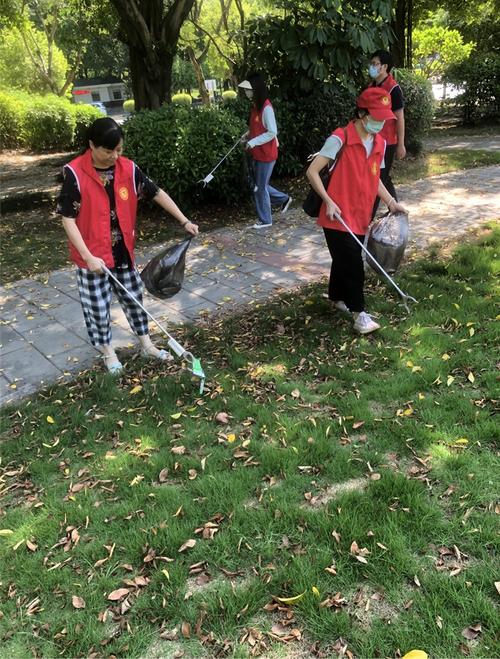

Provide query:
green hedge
left=444, top=52, right=500, bottom=125
left=396, top=69, right=434, bottom=155
left=123, top=99, right=135, bottom=113
left=172, top=93, right=192, bottom=106
left=0, top=89, right=102, bottom=151
left=123, top=104, right=247, bottom=207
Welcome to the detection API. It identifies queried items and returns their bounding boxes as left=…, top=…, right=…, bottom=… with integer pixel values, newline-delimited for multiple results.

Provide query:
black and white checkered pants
left=76, top=266, right=149, bottom=346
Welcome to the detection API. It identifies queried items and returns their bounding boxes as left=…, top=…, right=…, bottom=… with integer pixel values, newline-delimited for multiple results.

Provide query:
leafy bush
left=0, top=89, right=27, bottom=149
left=445, top=52, right=500, bottom=125
left=171, top=93, right=192, bottom=106
left=396, top=69, right=434, bottom=155
left=71, top=104, right=103, bottom=149
left=23, top=96, right=76, bottom=151
left=222, top=90, right=237, bottom=104
left=123, top=104, right=247, bottom=207
left=123, top=99, right=135, bottom=113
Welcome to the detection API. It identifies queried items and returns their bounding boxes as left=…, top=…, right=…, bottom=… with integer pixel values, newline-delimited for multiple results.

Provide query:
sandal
left=141, top=347, right=174, bottom=362
left=103, top=354, right=123, bottom=374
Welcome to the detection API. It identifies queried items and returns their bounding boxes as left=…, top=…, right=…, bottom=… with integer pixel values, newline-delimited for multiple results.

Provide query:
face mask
left=368, top=64, right=380, bottom=79
left=244, top=89, right=253, bottom=99
left=364, top=116, right=385, bottom=134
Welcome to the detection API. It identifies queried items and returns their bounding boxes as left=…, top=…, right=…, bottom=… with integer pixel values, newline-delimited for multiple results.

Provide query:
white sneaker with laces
left=251, top=222, right=272, bottom=229
left=353, top=311, right=380, bottom=334
left=333, top=300, right=350, bottom=313
left=281, top=196, right=293, bottom=214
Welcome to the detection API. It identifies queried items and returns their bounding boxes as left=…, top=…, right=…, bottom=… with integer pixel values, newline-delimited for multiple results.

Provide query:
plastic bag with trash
left=366, top=211, right=409, bottom=275
left=140, top=238, right=191, bottom=299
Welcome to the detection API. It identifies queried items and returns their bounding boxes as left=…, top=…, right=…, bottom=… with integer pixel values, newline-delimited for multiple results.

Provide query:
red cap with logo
left=357, top=87, right=395, bottom=121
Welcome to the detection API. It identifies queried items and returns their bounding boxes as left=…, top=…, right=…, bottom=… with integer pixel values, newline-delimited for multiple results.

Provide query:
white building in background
left=72, top=76, right=127, bottom=110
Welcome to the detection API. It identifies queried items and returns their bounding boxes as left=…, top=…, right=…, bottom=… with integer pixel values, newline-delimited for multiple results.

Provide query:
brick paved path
left=1, top=165, right=499, bottom=406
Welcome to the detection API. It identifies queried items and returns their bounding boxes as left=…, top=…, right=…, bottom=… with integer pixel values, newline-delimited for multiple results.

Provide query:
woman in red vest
left=57, top=118, right=198, bottom=374
left=238, top=73, right=292, bottom=229
left=306, top=88, right=407, bottom=335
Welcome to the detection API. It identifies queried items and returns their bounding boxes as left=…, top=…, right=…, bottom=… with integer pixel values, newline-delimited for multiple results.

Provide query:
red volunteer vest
left=317, top=121, right=385, bottom=236
left=65, top=150, right=138, bottom=268
left=249, top=99, right=278, bottom=162
left=377, top=74, right=399, bottom=145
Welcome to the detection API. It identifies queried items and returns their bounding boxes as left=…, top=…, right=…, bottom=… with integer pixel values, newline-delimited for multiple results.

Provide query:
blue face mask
left=364, top=117, right=385, bottom=134
left=369, top=64, right=380, bottom=79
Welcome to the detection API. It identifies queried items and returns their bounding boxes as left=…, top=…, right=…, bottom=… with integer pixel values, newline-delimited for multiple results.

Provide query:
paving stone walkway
left=1, top=165, right=499, bottom=407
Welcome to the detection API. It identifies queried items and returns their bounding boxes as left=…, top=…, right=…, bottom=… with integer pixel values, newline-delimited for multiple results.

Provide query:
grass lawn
left=1, top=147, right=500, bottom=285
left=0, top=227, right=499, bottom=658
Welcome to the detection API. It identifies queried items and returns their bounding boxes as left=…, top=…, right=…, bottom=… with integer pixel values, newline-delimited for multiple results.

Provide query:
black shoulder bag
left=302, top=127, right=347, bottom=218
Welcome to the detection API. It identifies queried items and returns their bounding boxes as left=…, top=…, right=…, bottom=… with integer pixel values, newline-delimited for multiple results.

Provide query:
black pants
left=323, top=228, right=365, bottom=313
left=372, top=143, right=397, bottom=219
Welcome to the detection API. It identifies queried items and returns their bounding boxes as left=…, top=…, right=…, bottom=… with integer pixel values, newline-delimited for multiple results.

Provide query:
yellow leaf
left=162, top=569, right=170, bottom=580
left=406, top=360, right=414, bottom=368
left=447, top=376, right=454, bottom=386
left=227, top=433, right=236, bottom=443
left=0, top=529, right=14, bottom=536
left=129, top=475, right=144, bottom=487
left=130, top=385, right=143, bottom=395
left=275, top=591, right=306, bottom=605
left=418, top=393, right=425, bottom=400
left=467, top=372, right=475, bottom=383
left=312, top=586, right=320, bottom=597
left=46, top=415, right=55, bottom=424
left=441, top=353, right=450, bottom=361
left=403, top=407, right=414, bottom=416
left=469, top=327, right=475, bottom=337
left=402, top=652, right=428, bottom=659
left=453, top=303, right=460, bottom=309
left=454, top=438, right=469, bottom=445
left=170, top=412, right=182, bottom=420
left=412, top=366, right=422, bottom=373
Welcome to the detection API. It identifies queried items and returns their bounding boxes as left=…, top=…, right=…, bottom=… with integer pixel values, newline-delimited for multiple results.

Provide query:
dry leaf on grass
left=462, top=622, right=482, bottom=640
left=71, top=595, right=86, bottom=609
left=107, top=588, right=130, bottom=601
left=178, top=538, right=196, bottom=553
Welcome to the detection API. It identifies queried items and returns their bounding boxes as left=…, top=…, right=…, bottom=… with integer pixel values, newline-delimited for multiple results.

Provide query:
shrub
left=71, top=104, right=103, bottom=148
left=0, top=89, right=27, bottom=149
left=396, top=69, right=434, bottom=155
left=123, top=104, right=247, bottom=207
left=444, top=52, right=500, bottom=125
left=171, top=93, right=192, bottom=106
left=23, top=96, right=75, bottom=151
left=123, top=99, right=135, bottom=113
left=222, top=90, right=237, bottom=104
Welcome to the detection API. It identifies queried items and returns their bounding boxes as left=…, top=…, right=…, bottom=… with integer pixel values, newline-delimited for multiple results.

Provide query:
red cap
left=357, top=87, right=395, bottom=121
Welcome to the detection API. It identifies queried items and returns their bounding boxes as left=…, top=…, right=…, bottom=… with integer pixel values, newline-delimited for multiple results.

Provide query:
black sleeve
left=55, top=166, right=81, bottom=218
left=134, top=165, right=160, bottom=201
left=391, top=85, right=404, bottom=112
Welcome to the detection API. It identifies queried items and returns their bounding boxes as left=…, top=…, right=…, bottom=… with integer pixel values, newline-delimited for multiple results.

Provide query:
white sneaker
left=334, top=300, right=350, bottom=313
left=353, top=312, right=380, bottom=334
left=281, top=196, right=292, bottom=214
left=251, top=222, right=272, bottom=229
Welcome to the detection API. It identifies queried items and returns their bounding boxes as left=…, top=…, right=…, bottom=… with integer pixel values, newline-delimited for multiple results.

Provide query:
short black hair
left=371, top=50, right=394, bottom=72
left=87, top=117, right=123, bottom=149
left=245, top=72, right=270, bottom=112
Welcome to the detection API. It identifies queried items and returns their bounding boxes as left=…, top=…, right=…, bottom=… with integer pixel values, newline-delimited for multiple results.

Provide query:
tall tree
left=110, top=0, right=196, bottom=110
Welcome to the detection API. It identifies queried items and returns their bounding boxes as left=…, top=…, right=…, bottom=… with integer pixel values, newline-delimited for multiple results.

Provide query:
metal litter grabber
left=198, top=137, right=242, bottom=187
left=333, top=211, right=417, bottom=313
left=102, top=265, right=205, bottom=393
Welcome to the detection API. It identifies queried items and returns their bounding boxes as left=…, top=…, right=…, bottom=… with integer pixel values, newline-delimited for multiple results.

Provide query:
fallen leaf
left=274, top=591, right=305, bottom=604
left=312, top=586, right=320, bottom=597
left=129, top=385, right=142, bottom=395
left=171, top=445, right=186, bottom=455
left=107, top=588, right=130, bottom=601
left=158, top=468, right=169, bottom=482
left=178, top=538, right=196, bottom=553
left=0, top=529, right=14, bottom=536
left=402, top=652, right=428, bottom=659
left=72, top=595, right=86, bottom=609
left=181, top=621, right=191, bottom=638
left=495, top=581, right=500, bottom=595
left=215, top=412, right=230, bottom=424
left=170, top=412, right=182, bottom=420
left=462, top=623, right=482, bottom=640
left=46, top=415, right=55, bottom=424
left=26, top=540, right=38, bottom=552
left=227, top=433, right=236, bottom=443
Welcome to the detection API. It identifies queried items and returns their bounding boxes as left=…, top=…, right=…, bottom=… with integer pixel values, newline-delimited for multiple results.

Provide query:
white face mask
left=244, top=89, right=253, bottom=99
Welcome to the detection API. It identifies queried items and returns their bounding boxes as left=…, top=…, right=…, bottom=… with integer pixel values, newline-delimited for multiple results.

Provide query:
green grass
left=393, top=149, right=500, bottom=184
left=1, top=227, right=499, bottom=658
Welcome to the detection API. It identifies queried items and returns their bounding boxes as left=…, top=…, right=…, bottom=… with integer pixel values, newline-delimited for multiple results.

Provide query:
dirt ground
left=0, top=150, right=73, bottom=198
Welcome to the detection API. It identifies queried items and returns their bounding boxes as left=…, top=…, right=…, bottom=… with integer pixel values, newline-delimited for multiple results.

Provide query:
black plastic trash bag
left=141, top=238, right=191, bottom=299
left=366, top=212, right=409, bottom=275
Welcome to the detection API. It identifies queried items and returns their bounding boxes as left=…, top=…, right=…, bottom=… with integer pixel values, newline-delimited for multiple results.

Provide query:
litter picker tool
left=198, top=137, right=242, bottom=186
left=102, top=265, right=205, bottom=393
left=333, top=211, right=417, bottom=313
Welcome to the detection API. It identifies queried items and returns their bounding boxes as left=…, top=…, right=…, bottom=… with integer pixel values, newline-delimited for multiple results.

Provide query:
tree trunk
left=186, top=45, right=210, bottom=105
left=110, top=0, right=196, bottom=110
left=391, top=0, right=407, bottom=68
